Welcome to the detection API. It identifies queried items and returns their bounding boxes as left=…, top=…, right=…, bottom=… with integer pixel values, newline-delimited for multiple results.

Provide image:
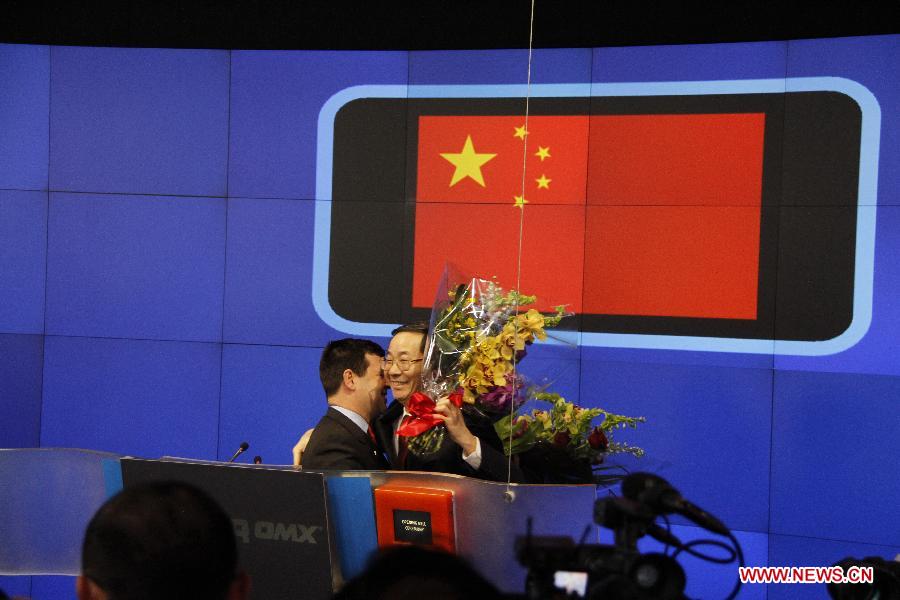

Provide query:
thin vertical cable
left=507, top=0, right=537, bottom=494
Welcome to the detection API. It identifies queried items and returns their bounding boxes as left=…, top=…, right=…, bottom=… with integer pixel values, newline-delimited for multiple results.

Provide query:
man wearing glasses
left=373, top=322, right=526, bottom=482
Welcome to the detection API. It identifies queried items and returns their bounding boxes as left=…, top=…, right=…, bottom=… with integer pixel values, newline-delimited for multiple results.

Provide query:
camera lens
left=634, top=562, right=660, bottom=589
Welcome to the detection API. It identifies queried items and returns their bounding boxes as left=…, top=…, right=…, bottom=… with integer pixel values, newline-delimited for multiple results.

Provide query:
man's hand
left=433, top=397, right=478, bottom=456
left=292, top=429, right=314, bottom=467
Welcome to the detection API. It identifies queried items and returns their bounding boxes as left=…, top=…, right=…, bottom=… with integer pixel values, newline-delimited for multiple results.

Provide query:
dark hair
left=333, top=545, right=501, bottom=600
left=390, top=322, right=429, bottom=354
left=81, top=481, right=238, bottom=600
left=319, top=338, right=385, bottom=397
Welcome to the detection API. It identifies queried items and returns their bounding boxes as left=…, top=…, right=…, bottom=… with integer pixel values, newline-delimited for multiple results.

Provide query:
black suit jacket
left=373, top=400, right=529, bottom=483
left=302, top=407, right=390, bottom=470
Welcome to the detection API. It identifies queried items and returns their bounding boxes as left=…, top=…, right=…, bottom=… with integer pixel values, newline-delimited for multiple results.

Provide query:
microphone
left=594, top=495, right=683, bottom=548
left=647, top=523, right=683, bottom=548
left=228, top=441, right=250, bottom=463
left=622, top=472, right=729, bottom=536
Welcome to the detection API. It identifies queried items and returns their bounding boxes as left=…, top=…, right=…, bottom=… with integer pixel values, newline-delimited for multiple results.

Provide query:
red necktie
left=367, top=426, right=376, bottom=444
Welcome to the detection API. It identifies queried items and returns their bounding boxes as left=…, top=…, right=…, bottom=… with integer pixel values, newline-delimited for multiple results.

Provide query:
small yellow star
left=513, top=125, right=529, bottom=140
left=535, top=174, right=552, bottom=189
left=535, top=146, right=551, bottom=161
left=513, top=195, right=529, bottom=209
left=440, top=135, right=497, bottom=187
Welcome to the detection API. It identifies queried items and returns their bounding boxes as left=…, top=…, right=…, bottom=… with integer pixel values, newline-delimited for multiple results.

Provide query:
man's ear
left=342, top=368, right=356, bottom=391
left=76, top=575, right=107, bottom=600
left=228, top=571, right=252, bottom=600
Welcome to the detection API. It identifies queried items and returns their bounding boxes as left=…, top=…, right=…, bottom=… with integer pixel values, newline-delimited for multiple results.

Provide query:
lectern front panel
left=121, top=459, right=335, bottom=600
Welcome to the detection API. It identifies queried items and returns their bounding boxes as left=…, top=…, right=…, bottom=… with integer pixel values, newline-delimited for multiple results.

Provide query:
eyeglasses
left=381, top=358, right=424, bottom=372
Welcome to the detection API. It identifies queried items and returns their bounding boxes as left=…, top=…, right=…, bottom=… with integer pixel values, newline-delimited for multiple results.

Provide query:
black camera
left=826, top=555, right=900, bottom=600
left=516, top=474, right=697, bottom=600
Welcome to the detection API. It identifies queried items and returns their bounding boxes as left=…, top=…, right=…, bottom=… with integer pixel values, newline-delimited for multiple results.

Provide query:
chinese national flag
left=412, top=113, right=766, bottom=319
left=414, top=115, right=588, bottom=311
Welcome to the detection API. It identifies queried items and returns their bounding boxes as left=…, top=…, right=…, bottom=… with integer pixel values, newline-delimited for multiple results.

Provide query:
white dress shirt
left=331, top=405, right=369, bottom=434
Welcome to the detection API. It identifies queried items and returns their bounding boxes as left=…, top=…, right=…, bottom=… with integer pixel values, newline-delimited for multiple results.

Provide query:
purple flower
left=479, top=374, right=525, bottom=412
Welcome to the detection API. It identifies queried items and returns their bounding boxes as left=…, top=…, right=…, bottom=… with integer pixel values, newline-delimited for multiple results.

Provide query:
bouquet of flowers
left=494, top=392, right=645, bottom=484
left=402, top=273, right=645, bottom=483
left=403, top=277, right=561, bottom=455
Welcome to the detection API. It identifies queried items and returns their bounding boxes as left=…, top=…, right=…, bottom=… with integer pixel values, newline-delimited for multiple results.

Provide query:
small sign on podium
left=374, top=485, right=455, bottom=553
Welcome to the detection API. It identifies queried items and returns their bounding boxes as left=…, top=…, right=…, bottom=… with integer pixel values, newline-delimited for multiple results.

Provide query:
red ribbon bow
left=396, top=390, right=464, bottom=437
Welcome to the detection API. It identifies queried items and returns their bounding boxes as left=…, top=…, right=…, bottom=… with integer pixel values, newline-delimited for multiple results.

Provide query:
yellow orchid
left=479, top=360, right=509, bottom=388
left=463, top=363, right=490, bottom=390
left=497, top=322, right=527, bottom=360
left=515, top=308, right=547, bottom=341
left=475, top=335, right=502, bottom=361
left=533, top=409, right=552, bottom=428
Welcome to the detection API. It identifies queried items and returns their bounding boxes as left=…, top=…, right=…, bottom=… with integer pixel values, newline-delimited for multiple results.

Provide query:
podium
left=1, top=449, right=596, bottom=597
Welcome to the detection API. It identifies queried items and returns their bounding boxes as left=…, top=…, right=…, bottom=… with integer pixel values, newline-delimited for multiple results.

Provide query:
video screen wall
left=2, top=37, right=899, bottom=598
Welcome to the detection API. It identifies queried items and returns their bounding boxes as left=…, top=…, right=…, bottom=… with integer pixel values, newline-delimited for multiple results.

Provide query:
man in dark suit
left=302, top=338, right=390, bottom=470
left=373, top=323, right=527, bottom=482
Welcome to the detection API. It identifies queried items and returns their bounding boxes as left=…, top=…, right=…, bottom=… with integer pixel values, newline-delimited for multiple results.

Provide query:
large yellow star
left=536, top=174, right=551, bottom=189
left=440, top=135, right=496, bottom=187
left=513, top=125, right=529, bottom=140
left=513, top=195, right=528, bottom=209
left=535, top=146, right=551, bottom=161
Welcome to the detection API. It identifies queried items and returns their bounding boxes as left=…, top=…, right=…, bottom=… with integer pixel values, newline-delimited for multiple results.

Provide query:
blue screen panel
left=45, top=193, right=226, bottom=342
left=776, top=205, right=900, bottom=377
left=222, top=197, right=341, bottom=347
left=40, top=336, right=220, bottom=459
left=0, top=190, right=47, bottom=334
left=580, top=354, right=773, bottom=532
left=1, top=575, right=75, bottom=597
left=591, top=40, right=788, bottom=83
left=0, top=334, right=43, bottom=448
left=409, top=48, right=592, bottom=85
left=49, top=46, right=228, bottom=197
left=218, top=344, right=326, bottom=465
left=227, top=50, right=408, bottom=200
left=0, top=44, right=49, bottom=191
left=579, top=347, right=775, bottom=371
left=516, top=355, right=582, bottom=407
left=785, top=35, right=900, bottom=207
left=770, top=370, right=900, bottom=547
left=29, top=575, right=76, bottom=600
left=768, top=533, right=900, bottom=600
left=0, top=575, right=30, bottom=598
